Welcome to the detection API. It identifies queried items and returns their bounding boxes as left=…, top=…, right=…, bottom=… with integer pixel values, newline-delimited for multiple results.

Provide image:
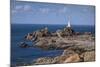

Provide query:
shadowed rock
left=63, top=27, right=75, bottom=36
left=18, top=42, right=30, bottom=48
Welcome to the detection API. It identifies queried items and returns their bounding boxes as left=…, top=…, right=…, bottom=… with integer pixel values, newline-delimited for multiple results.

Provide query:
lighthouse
left=67, top=16, right=71, bottom=27
left=64, top=16, right=74, bottom=36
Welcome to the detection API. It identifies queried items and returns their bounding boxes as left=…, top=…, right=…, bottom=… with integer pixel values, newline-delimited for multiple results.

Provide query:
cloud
left=39, top=8, right=50, bottom=14
left=58, top=7, right=68, bottom=13
left=12, top=5, right=32, bottom=13
left=14, top=5, right=24, bottom=12
left=23, top=5, right=32, bottom=11
left=11, top=5, right=69, bottom=15
left=38, top=7, right=68, bottom=14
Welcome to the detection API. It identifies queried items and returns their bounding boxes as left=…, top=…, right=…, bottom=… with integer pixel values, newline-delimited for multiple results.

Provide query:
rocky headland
left=17, top=26, right=95, bottom=66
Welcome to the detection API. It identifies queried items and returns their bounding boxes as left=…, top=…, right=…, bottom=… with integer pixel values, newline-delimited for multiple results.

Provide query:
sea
left=11, top=24, right=95, bottom=65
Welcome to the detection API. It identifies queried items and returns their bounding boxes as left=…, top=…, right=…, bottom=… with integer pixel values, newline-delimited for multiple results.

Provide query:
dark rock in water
left=24, top=35, right=27, bottom=39
left=19, top=42, right=30, bottom=48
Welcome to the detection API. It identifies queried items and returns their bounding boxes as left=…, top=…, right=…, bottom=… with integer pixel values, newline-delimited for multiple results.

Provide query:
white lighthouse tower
left=67, top=16, right=71, bottom=27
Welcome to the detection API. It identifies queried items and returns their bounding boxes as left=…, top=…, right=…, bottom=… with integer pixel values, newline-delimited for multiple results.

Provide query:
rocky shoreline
left=16, top=26, right=95, bottom=66
left=33, top=35, right=95, bottom=65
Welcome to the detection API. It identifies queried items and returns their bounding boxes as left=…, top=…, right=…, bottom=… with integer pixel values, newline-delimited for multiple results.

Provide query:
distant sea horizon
left=11, top=23, right=95, bottom=26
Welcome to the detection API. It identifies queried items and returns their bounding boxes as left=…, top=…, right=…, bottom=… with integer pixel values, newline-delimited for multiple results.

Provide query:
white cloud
left=39, top=8, right=50, bottom=14
left=12, top=5, right=68, bottom=15
left=58, top=7, right=68, bottom=13
left=12, top=5, right=32, bottom=13
left=23, top=5, right=32, bottom=11
left=15, top=5, right=23, bottom=11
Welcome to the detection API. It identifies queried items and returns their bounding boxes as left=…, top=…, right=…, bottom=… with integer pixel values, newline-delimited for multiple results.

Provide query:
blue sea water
left=11, top=24, right=95, bottom=65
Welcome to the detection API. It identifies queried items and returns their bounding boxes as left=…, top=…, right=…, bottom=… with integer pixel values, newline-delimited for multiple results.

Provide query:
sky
left=11, top=0, right=95, bottom=25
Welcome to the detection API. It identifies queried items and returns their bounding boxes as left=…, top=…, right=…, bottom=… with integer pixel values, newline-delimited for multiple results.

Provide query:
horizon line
left=11, top=23, right=95, bottom=26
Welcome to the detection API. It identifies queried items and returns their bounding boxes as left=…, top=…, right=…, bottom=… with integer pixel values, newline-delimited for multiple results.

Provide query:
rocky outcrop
left=63, top=53, right=80, bottom=63
left=34, top=57, right=54, bottom=65
left=84, top=32, right=92, bottom=35
left=34, top=55, right=80, bottom=65
left=75, top=32, right=82, bottom=35
left=34, top=48, right=95, bottom=65
left=63, top=27, right=75, bottom=36
left=25, top=27, right=50, bottom=41
left=12, top=49, right=95, bottom=66
left=25, top=33, right=33, bottom=40
left=17, top=26, right=95, bottom=65
left=55, top=27, right=75, bottom=37
left=80, top=51, right=95, bottom=62
left=62, top=49, right=75, bottom=56
left=34, top=34, right=95, bottom=50
left=33, top=38, right=95, bottom=64
left=24, top=26, right=76, bottom=41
